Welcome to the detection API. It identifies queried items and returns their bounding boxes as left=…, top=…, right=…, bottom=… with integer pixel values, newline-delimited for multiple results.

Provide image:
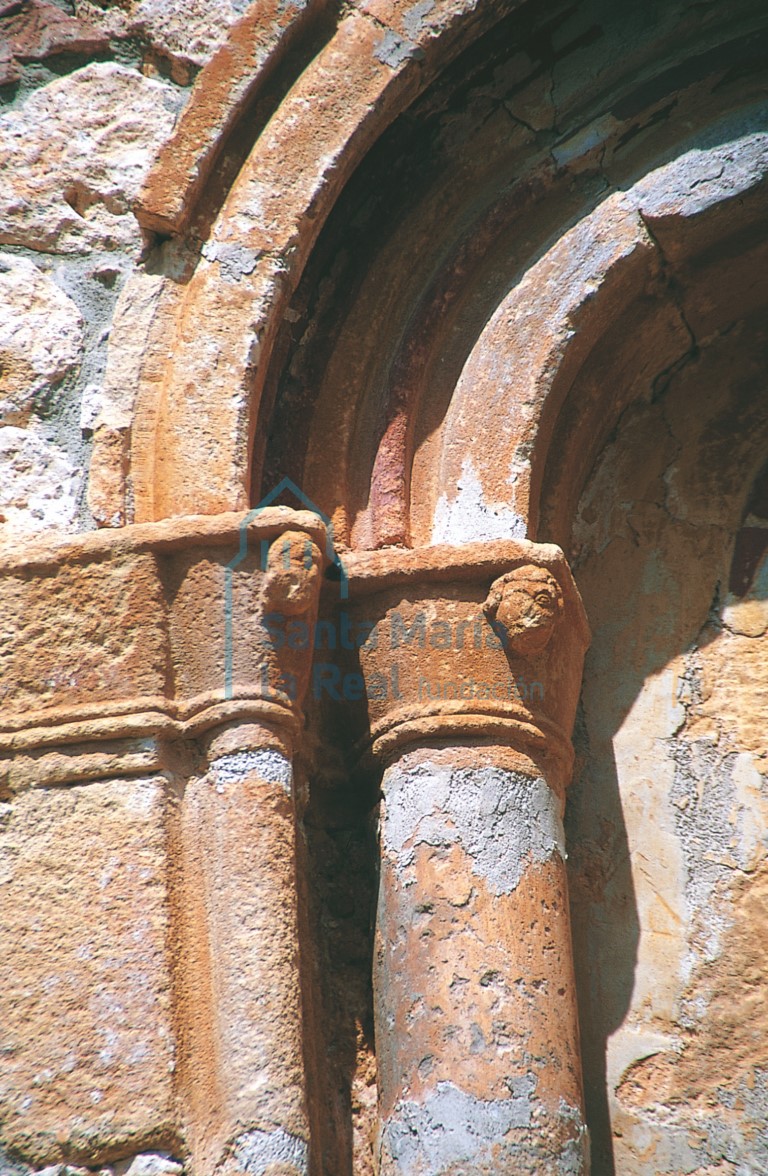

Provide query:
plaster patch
left=380, top=1077, right=536, bottom=1172
left=618, top=757, right=689, bottom=1016
left=552, top=114, right=619, bottom=168
left=230, top=1127, right=308, bottom=1174
left=382, top=761, right=564, bottom=895
left=671, top=739, right=768, bottom=968
left=555, top=1102, right=591, bottom=1175
left=431, top=458, right=527, bottom=544
left=210, top=749, right=292, bottom=792
left=401, top=0, right=435, bottom=40
left=730, top=752, right=768, bottom=871
left=373, top=30, right=422, bottom=69
left=201, top=242, right=261, bottom=282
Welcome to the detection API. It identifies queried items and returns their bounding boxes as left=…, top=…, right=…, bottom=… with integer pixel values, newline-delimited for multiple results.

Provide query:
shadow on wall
left=565, top=714, right=636, bottom=1176
left=562, top=324, right=768, bottom=1174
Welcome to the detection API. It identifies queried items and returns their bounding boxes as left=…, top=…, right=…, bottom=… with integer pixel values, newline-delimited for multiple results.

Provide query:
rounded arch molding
left=90, top=0, right=768, bottom=542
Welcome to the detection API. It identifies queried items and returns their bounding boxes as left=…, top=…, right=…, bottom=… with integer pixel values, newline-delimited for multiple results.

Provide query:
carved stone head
left=483, top=564, right=564, bottom=656
left=264, top=529, right=322, bottom=615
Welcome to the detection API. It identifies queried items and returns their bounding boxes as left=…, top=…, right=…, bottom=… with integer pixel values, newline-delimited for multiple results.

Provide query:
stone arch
left=96, top=0, right=768, bottom=545
left=435, top=122, right=768, bottom=550
left=101, top=0, right=520, bottom=525
left=252, top=0, right=768, bottom=550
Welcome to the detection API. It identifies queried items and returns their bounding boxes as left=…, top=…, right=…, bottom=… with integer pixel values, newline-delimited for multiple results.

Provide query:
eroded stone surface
left=0, top=425, right=82, bottom=533
left=0, top=255, right=84, bottom=426
left=223, top=1126, right=308, bottom=1174
left=376, top=749, right=585, bottom=1173
left=568, top=320, right=768, bottom=1174
left=1, top=0, right=109, bottom=74
left=1, top=3, right=768, bottom=1174
left=175, top=748, right=310, bottom=1172
left=0, top=65, right=181, bottom=255
left=74, top=0, right=248, bottom=83
left=0, top=778, right=176, bottom=1168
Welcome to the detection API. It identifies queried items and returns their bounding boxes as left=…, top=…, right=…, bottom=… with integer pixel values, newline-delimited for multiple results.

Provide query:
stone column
left=341, top=543, right=591, bottom=1175
left=168, top=525, right=326, bottom=1176
left=177, top=723, right=311, bottom=1176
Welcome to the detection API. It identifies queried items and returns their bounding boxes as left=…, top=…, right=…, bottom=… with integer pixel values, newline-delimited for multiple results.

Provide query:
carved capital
left=264, top=529, right=323, bottom=615
left=333, top=541, right=590, bottom=795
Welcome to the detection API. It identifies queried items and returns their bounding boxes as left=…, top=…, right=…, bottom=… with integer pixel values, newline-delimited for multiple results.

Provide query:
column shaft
left=375, top=747, right=587, bottom=1174
left=176, top=727, right=309, bottom=1175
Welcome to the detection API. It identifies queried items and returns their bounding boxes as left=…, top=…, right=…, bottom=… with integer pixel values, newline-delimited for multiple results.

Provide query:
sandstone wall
left=567, top=330, right=768, bottom=1174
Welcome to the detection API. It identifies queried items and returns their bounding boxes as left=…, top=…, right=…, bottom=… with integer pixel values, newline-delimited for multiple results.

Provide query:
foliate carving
left=483, top=564, right=564, bottom=657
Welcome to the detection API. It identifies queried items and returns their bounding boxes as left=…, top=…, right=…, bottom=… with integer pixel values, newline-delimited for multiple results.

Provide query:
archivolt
left=109, top=0, right=768, bottom=544
left=118, top=0, right=518, bottom=522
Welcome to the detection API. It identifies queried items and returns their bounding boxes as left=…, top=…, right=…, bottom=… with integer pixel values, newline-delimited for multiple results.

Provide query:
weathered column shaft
left=339, top=541, right=591, bottom=1175
left=177, top=725, right=309, bottom=1176
left=169, top=523, right=325, bottom=1176
left=376, top=746, right=585, bottom=1174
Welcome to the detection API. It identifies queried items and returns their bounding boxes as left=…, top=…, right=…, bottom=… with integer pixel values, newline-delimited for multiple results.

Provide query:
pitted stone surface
left=0, top=426, right=82, bottom=534
left=0, top=65, right=181, bottom=255
left=382, top=761, right=565, bottom=895
left=0, top=778, right=176, bottom=1167
left=228, top=1127, right=308, bottom=1174
left=75, top=0, right=252, bottom=81
left=0, top=0, right=108, bottom=73
left=200, top=242, right=261, bottom=282
left=0, top=256, right=84, bottom=427
left=210, top=749, right=293, bottom=792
